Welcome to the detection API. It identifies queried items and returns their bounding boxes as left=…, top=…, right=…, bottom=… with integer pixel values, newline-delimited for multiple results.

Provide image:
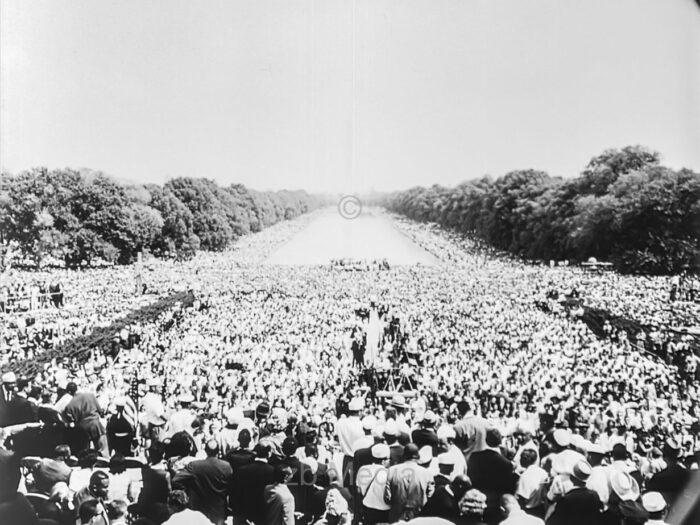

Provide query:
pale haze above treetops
left=2, top=0, right=699, bottom=193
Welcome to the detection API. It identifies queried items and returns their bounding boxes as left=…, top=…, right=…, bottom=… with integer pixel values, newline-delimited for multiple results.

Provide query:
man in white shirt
left=141, top=378, right=167, bottom=442
left=356, top=443, right=391, bottom=525
left=499, top=494, right=544, bottom=524
left=336, top=397, right=364, bottom=487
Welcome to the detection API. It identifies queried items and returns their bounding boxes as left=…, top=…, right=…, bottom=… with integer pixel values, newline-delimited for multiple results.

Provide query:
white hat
left=179, top=393, right=195, bottom=404
left=361, top=415, right=377, bottom=431
left=1, top=372, right=16, bottom=384
left=515, top=419, right=535, bottom=435
left=348, top=398, right=364, bottom=412
left=586, top=443, right=608, bottom=455
left=114, top=396, right=128, bottom=407
left=372, top=424, right=385, bottom=439
left=570, top=434, right=586, bottom=451
left=390, top=394, right=408, bottom=409
left=383, top=419, right=398, bottom=437
left=371, top=443, right=390, bottom=460
left=418, top=445, right=433, bottom=465
left=147, top=377, right=160, bottom=387
left=552, top=429, right=571, bottom=447
left=421, top=411, right=438, bottom=425
left=226, top=407, right=244, bottom=425
left=610, top=471, right=640, bottom=502
left=437, top=425, right=456, bottom=441
left=437, top=452, right=455, bottom=466
left=641, top=491, right=666, bottom=513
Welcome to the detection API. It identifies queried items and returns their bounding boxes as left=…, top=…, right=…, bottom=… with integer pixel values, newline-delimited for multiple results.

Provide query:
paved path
left=265, top=208, right=440, bottom=265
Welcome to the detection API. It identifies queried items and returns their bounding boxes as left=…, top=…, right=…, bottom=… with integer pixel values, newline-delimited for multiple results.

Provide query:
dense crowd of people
left=0, top=208, right=698, bottom=525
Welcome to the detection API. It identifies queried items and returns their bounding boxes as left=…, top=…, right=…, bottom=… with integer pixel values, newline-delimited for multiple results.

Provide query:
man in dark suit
left=467, top=427, right=517, bottom=524
left=225, top=428, right=255, bottom=471
left=383, top=420, right=404, bottom=466
left=420, top=474, right=471, bottom=521
left=547, top=460, right=602, bottom=525
left=0, top=372, right=17, bottom=427
left=231, top=442, right=275, bottom=525
left=172, top=439, right=233, bottom=525
left=646, top=438, right=690, bottom=506
left=6, top=378, right=38, bottom=426
left=412, top=411, right=439, bottom=452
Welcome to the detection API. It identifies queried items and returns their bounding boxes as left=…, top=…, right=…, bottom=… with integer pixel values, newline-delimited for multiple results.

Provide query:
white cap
left=1, top=372, right=16, bottom=383
left=437, top=425, right=456, bottom=440
left=437, top=452, right=455, bottom=466
left=348, top=398, right=364, bottom=412
left=641, top=491, right=666, bottom=513
left=371, top=443, right=390, bottom=460
left=361, top=415, right=377, bottom=431
left=114, top=396, right=128, bottom=407
left=418, top=445, right=433, bottom=465
left=226, top=407, right=244, bottom=425
left=553, top=429, right=571, bottom=447
left=147, top=377, right=160, bottom=387
left=179, top=393, right=195, bottom=404
left=371, top=424, right=385, bottom=439
left=383, top=419, right=398, bottom=437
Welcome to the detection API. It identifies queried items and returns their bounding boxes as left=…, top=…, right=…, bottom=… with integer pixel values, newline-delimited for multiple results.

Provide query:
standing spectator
left=467, top=428, right=517, bottom=524
left=384, top=443, right=434, bottom=522
left=264, top=465, right=295, bottom=525
left=172, top=439, right=232, bottom=525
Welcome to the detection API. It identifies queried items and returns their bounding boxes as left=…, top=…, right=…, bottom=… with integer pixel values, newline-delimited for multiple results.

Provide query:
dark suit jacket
left=134, top=466, right=170, bottom=519
left=232, top=460, right=275, bottom=523
left=388, top=443, right=404, bottom=466
left=6, top=396, right=37, bottom=426
left=353, top=446, right=374, bottom=476
left=412, top=428, right=439, bottom=451
left=225, top=448, right=255, bottom=471
left=547, top=487, right=603, bottom=525
left=646, top=462, right=690, bottom=506
left=420, top=485, right=459, bottom=521
left=467, top=449, right=517, bottom=523
left=172, top=457, right=232, bottom=525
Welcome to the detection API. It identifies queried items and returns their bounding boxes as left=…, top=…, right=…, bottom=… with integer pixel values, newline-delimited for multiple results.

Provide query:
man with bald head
left=172, top=439, right=233, bottom=525
left=499, top=494, right=544, bottom=524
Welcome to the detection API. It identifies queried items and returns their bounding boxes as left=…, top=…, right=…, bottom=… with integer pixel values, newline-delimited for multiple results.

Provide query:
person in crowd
left=162, top=489, right=211, bottom=525
left=546, top=460, right=602, bottom=525
left=356, top=442, right=391, bottom=525
left=172, top=439, right=232, bottom=525
left=74, top=471, right=110, bottom=511
left=264, top=464, right=295, bottom=525
left=106, top=396, right=135, bottom=457
left=467, top=428, right=518, bottom=524
left=232, top=442, right=275, bottom=524
left=384, top=443, right=434, bottom=521
left=500, top=493, right=545, bottom=525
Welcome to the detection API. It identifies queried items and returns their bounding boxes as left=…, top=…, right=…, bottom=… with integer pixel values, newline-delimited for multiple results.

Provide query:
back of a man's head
left=273, top=465, right=292, bottom=484
left=485, top=428, right=502, bottom=449
left=205, top=439, right=219, bottom=457
left=79, top=499, right=105, bottom=525
left=107, top=499, right=127, bottom=520
left=500, top=494, right=519, bottom=516
left=238, top=429, right=252, bottom=448
left=168, top=490, right=189, bottom=514
left=520, top=449, right=537, bottom=469
left=254, top=442, right=271, bottom=460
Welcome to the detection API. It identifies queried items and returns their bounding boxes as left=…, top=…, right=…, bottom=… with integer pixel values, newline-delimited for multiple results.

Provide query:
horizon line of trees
left=384, top=146, right=700, bottom=275
left=0, top=168, right=324, bottom=268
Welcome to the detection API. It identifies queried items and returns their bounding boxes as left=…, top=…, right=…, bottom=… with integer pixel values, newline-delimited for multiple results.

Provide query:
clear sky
left=2, top=0, right=699, bottom=194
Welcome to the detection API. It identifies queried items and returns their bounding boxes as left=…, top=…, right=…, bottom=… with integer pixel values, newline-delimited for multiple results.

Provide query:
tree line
left=384, top=146, right=700, bottom=274
left=0, top=168, right=323, bottom=268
